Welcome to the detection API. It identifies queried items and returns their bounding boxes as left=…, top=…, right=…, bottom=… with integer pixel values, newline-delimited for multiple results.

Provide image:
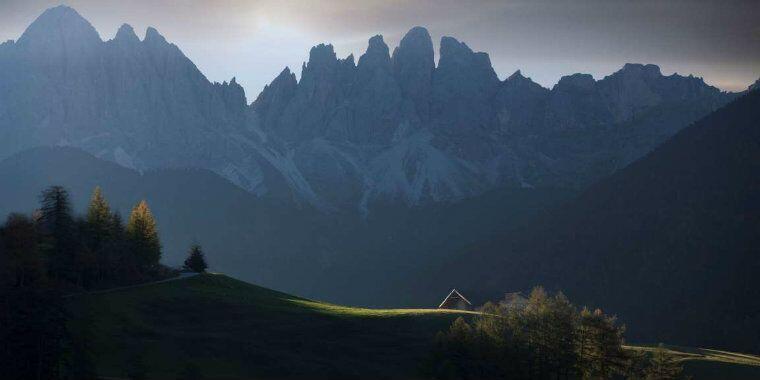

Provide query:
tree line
left=424, top=287, right=685, bottom=379
left=0, top=185, right=208, bottom=380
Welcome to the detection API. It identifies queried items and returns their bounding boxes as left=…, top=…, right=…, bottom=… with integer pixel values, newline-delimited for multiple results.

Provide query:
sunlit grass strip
left=625, top=345, right=760, bottom=366
left=287, top=298, right=478, bottom=317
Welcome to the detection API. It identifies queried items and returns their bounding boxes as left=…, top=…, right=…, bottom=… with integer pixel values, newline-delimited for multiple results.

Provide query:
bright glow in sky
left=1, top=0, right=758, bottom=98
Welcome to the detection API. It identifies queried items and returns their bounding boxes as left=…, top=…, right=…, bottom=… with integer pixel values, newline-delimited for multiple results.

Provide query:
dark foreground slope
left=66, top=274, right=469, bottom=379
left=66, top=274, right=760, bottom=379
left=445, top=91, right=760, bottom=352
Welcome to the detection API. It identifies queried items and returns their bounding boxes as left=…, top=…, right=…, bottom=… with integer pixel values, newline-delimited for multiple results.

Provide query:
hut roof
left=438, top=288, right=472, bottom=308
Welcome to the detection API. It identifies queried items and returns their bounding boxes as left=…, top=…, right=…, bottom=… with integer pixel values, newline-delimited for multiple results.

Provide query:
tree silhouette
left=577, top=307, right=631, bottom=378
left=427, top=286, right=636, bottom=379
left=86, top=187, right=111, bottom=228
left=39, top=185, right=77, bottom=283
left=0, top=213, right=44, bottom=288
left=183, top=244, right=208, bottom=273
left=85, top=186, right=115, bottom=283
left=127, top=200, right=161, bottom=274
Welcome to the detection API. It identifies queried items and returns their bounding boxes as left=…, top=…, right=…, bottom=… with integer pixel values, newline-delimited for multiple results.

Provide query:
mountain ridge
left=0, top=5, right=746, bottom=212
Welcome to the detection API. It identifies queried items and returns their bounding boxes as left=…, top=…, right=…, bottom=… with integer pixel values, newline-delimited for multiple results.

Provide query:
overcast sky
left=1, top=0, right=758, bottom=97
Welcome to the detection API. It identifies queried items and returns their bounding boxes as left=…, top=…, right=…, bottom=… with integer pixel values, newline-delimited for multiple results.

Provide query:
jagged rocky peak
left=114, top=24, right=140, bottom=43
left=392, top=26, right=434, bottom=75
left=367, top=35, right=389, bottom=55
left=506, top=70, right=539, bottom=86
left=254, top=67, right=298, bottom=104
left=297, top=43, right=353, bottom=101
left=274, top=66, right=298, bottom=87
left=437, top=36, right=498, bottom=82
left=555, top=73, right=596, bottom=91
left=17, top=5, right=101, bottom=50
left=439, top=36, right=473, bottom=63
left=306, top=43, right=338, bottom=70
left=342, top=54, right=356, bottom=67
left=507, top=70, right=525, bottom=81
left=251, top=66, right=299, bottom=132
left=392, top=27, right=434, bottom=118
left=215, top=77, right=247, bottom=108
left=144, top=27, right=169, bottom=45
left=219, top=82, right=248, bottom=118
left=503, top=70, right=547, bottom=94
left=620, top=63, right=662, bottom=77
left=394, top=26, right=434, bottom=59
left=439, top=36, right=490, bottom=64
left=358, top=35, right=391, bottom=71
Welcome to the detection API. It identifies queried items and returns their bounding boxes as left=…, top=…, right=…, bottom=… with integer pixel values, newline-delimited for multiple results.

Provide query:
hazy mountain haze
left=0, top=0, right=757, bottom=96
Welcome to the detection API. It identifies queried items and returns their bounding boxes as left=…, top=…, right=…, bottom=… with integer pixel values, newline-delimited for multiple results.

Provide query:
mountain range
left=0, top=6, right=745, bottom=211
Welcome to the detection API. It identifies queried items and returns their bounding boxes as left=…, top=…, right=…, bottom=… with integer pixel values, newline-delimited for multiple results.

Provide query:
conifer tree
left=127, top=200, right=161, bottom=273
left=183, top=244, right=208, bottom=273
left=545, top=292, right=578, bottom=377
left=577, top=308, right=631, bottom=378
left=39, top=186, right=73, bottom=236
left=107, top=212, right=135, bottom=285
left=86, top=187, right=113, bottom=285
left=436, top=317, right=475, bottom=379
left=39, top=185, right=77, bottom=282
left=86, top=187, right=111, bottom=230
left=0, top=213, right=44, bottom=288
left=110, top=212, right=125, bottom=236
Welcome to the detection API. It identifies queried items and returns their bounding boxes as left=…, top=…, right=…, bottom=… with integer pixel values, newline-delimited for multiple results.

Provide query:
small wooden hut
left=438, top=289, right=472, bottom=311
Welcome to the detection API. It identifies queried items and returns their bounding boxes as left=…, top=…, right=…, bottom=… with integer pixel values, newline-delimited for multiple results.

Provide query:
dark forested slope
left=446, top=91, right=760, bottom=352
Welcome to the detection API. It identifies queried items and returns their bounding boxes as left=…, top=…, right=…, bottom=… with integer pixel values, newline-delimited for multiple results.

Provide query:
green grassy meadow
left=66, top=274, right=760, bottom=379
left=67, top=274, right=472, bottom=379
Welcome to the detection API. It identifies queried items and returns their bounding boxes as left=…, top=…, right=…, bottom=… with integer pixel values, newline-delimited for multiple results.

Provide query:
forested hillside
left=441, top=91, right=760, bottom=353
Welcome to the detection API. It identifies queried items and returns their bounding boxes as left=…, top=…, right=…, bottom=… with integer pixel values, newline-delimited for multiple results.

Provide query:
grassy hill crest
left=67, top=274, right=760, bottom=379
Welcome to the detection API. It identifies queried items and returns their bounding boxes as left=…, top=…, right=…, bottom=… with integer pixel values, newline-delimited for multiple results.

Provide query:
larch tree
left=86, top=187, right=111, bottom=232
left=127, top=200, right=161, bottom=273
left=577, top=307, right=632, bottom=378
left=544, top=292, right=578, bottom=377
left=86, top=186, right=112, bottom=283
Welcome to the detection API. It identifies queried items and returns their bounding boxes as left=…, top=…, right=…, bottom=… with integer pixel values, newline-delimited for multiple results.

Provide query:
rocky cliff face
left=250, top=28, right=737, bottom=208
left=0, top=6, right=741, bottom=211
left=0, top=6, right=311, bottom=203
